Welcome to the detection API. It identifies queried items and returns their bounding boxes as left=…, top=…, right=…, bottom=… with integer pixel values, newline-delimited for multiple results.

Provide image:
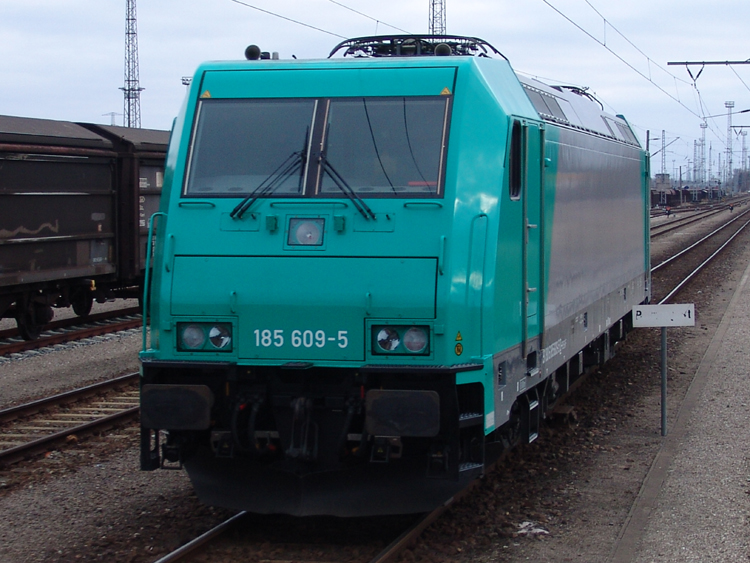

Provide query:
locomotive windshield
left=184, top=96, right=450, bottom=198
left=320, top=98, right=448, bottom=196
left=186, top=99, right=315, bottom=196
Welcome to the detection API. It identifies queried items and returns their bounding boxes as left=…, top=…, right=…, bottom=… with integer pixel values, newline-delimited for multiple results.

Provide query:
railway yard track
left=2, top=204, right=749, bottom=562
left=651, top=207, right=750, bottom=303
left=0, top=306, right=142, bottom=358
left=151, top=474, right=465, bottom=563
left=650, top=204, right=731, bottom=237
left=0, top=373, right=139, bottom=466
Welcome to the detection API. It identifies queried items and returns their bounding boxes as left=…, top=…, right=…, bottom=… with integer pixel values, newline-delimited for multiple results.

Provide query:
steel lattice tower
left=121, top=0, right=143, bottom=128
left=660, top=130, right=666, bottom=174
left=725, top=101, right=734, bottom=189
left=700, top=121, right=707, bottom=184
left=429, top=0, right=446, bottom=35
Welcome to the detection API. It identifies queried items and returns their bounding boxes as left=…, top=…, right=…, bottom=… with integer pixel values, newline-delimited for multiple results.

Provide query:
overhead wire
left=229, top=0, right=347, bottom=39
left=327, top=0, right=412, bottom=34
left=539, top=0, right=703, bottom=121
left=729, top=65, right=750, bottom=94
left=583, top=0, right=692, bottom=87
left=229, top=0, right=410, bottom=42
left=540, top=0, right=741, bottom=162
left=579, top=0, right=737, bottom=150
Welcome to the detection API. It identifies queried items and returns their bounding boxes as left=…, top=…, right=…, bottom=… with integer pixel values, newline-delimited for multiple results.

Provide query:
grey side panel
left=491, top=125, right=648, bottom=429
left=545, top=128, right=645, bottom=329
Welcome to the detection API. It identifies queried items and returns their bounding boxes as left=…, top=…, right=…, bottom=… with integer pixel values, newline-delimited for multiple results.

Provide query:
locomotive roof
left=0, top=114, right=113, bottom=149
left=323, top=34, right=640, bottom=147
left=516, top=76, right=640, bottom=146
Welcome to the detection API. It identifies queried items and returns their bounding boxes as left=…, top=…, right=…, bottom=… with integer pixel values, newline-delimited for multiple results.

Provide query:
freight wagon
left=0, top=115, right=168, bottom=339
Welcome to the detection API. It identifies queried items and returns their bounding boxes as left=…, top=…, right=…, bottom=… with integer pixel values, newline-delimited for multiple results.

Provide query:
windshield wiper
left=230, top=151, right=305, bottom=220
left=320, top=155, right=376, bottom=221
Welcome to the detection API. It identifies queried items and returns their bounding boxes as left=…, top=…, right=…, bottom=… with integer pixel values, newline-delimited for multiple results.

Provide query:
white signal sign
left=632, top=304, right=695, bottom=327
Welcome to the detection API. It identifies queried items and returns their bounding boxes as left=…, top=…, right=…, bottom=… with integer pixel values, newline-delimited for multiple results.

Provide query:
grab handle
left=142, top=212, right=167, bottom=353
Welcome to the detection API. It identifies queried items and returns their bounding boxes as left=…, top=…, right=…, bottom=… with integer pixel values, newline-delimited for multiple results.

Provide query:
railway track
left=650, top=205, right=728, bottom=237
left=0, top=373, right=139, bottom=466
left=650, top=208, right=750, bottom=303
left=151, top=504, right=448, bottom=563
left=0, top=306, right=142, bottom=357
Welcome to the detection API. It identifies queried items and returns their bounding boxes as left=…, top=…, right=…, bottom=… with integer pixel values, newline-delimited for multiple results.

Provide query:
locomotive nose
left=168, top=255, right=437, bottom=362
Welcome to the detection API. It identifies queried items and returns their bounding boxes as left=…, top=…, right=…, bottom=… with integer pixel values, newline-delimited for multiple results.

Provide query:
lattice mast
left=429, top=0, right=446, bottom=35
left=688, top=141, right=700, bottom=182
left=700, top=122, right=707, bottom=184
left=122, top=0, right=143, bottom=128
left=726, top=101, right=734, bottom=189
left=660, top=130, right=666, bottom=174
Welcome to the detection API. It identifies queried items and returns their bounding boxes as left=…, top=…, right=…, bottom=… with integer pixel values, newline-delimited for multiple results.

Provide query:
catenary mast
left=726, top=101, right=734, bottom=190
left=700, top=121, right=707, bottom=184
left=429, top=0, right=446, bottom=35
left=122, top=0, right=143, bottom=128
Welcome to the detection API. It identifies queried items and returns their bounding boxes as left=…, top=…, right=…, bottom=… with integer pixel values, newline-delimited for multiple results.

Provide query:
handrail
left=142, top=211, right=167, bottom=354
left=270, top=201, right=348, bottom=208
left=178, top=201, right=215, bottom=208
left=403, top=202, right=443, bottom=208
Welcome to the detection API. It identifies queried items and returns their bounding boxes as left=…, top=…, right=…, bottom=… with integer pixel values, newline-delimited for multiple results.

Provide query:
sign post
left=633, top=304, right=695, bottom=436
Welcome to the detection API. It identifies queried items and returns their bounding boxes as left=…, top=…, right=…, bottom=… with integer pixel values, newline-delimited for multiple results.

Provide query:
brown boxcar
left=0, top=115, right=168, bottom=339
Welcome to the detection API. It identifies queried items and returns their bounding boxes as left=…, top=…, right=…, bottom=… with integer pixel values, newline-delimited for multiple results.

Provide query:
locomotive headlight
left=208, top=325, right=232, bottom=349
left=372, top=325, right=430, bottom=356
left=403, top=327, right=429, bottom=353
left=288, top=218, right=325, bottom=246
left=180, top=324, right=206, bottom=349
left=177, top=322, right=233, bottom=352
left=376, top=327, right=401, bottom=352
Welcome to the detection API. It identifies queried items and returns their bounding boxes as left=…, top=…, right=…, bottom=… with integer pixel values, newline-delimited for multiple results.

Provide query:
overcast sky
left=2, top=0, right=749, bottom=180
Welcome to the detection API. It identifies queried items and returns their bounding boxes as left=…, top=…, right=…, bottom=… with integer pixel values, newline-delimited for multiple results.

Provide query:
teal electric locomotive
left=140, top=35, right=650, bottom=516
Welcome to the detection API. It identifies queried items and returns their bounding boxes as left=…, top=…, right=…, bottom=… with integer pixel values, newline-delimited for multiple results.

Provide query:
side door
left=511, top=118, right=544, bottom=362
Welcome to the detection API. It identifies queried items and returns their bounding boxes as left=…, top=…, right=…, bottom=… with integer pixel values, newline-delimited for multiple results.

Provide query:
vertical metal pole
left=661, top=327, right=667, bottom=436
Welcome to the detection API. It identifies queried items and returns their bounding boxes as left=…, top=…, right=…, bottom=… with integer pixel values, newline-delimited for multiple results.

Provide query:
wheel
left=500, top=401, right=523, bottom=450
left=17, top=314, right=40, bottom=340
left=16, top=305, right=40, bottom=341
left=16, top=301, right=53, bottom=341
left=71, top=291, right=93, bottom=317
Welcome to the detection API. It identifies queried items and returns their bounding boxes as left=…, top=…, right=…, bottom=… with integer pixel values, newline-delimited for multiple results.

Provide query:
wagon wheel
left=16, top=302, right=52, bottom=341
left=71, top=291, right=94, bottom=317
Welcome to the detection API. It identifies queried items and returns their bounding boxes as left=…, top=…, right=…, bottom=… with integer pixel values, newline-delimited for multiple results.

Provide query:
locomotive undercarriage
left=139, top=308, right=636, bottom=515
left=140, top=361, right=486, bottom=515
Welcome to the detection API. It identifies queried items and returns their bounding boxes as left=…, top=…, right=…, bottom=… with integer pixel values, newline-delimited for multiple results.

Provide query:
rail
left=0, top=373, right=139, bottom=465
left=0, top=308, right=141, bottom=357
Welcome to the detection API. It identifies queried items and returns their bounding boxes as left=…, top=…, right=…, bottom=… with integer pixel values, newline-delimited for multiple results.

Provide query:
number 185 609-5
left=253, top=329, right=349, bottom=349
